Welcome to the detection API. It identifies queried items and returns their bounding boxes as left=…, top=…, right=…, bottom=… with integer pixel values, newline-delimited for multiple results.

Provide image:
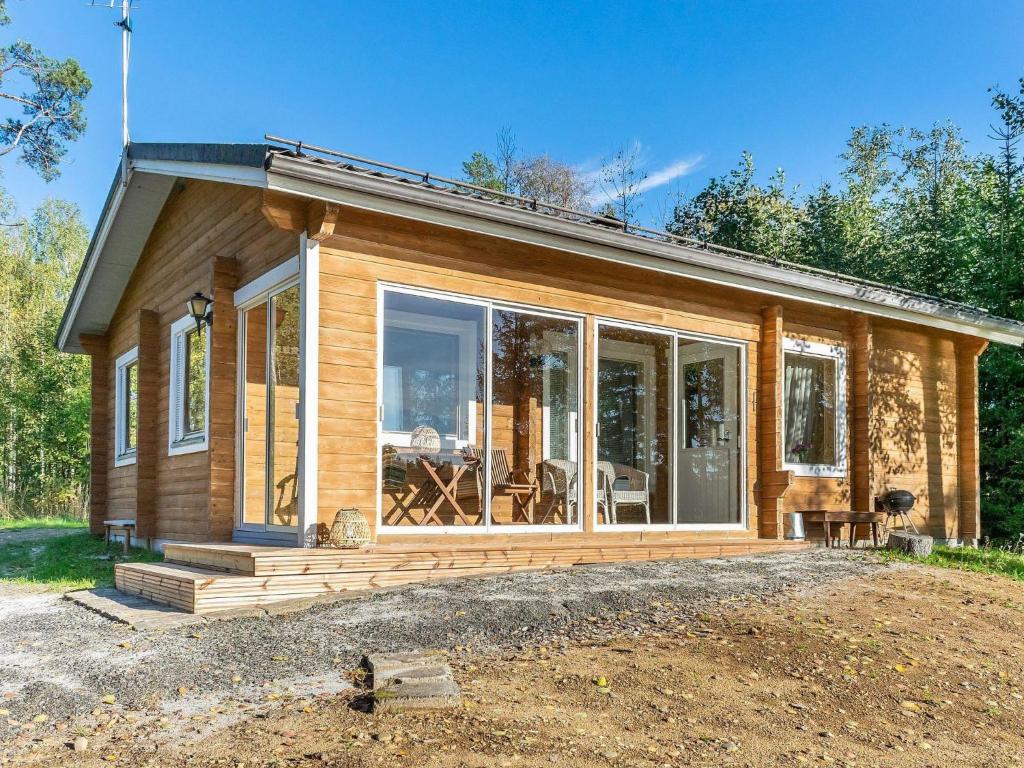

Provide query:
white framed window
left=782, top=337, right=847, bottom=477
left=114, top=346, right=139, bottom=467
left=168, top=315, right=210, bottom=455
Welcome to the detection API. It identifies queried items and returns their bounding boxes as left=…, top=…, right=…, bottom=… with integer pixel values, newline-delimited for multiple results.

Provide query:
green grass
left=0, top=530, right=162, bottom=591
left=0, top=516, right=88, bottom=531
left=883, top=543, right=1024, bottom=582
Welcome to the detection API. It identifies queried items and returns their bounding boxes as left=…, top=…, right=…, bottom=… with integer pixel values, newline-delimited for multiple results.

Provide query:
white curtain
left=785, top=357, right=819, bottom=463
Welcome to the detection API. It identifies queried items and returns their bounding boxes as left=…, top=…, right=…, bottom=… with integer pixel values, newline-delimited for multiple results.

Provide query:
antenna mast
left=116, top=0, right=132, bottom=186
left=93, top=1, right=134, bottom=186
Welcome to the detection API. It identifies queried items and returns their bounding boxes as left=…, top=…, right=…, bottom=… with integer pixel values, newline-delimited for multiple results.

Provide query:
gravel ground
left=0, top=548, right=892, bottom=747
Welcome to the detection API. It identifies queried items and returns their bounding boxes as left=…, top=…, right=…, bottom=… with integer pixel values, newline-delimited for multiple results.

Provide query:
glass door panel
left=269, top=285, right=300, bottom=529
left=241, top=303, right=268, bottom=527
left=677, top=340, right=741, bottom=524
left=239, top=284, right=301, bottom=533
left=490, top=309, right=580, bottom=526
left=596, top=324, right=673, bottom=525
left=379, top=291, right=486, bottom=527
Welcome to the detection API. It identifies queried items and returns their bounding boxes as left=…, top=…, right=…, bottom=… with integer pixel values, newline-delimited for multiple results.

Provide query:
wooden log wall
left=79, top=333, right=109, bottom=536
left=956, top=337, right=987, bottom=542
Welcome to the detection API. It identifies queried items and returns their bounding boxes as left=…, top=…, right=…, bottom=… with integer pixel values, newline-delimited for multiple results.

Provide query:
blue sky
left=4, top=1, right=1023, bottom=230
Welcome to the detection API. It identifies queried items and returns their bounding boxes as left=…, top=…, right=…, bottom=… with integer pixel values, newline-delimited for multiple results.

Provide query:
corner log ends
left=261, top=190, right=341, bottom=241
left=758, top=304, right=792, bottom=538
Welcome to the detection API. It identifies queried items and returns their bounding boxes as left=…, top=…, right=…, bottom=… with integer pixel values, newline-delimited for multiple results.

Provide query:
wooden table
left=797, top=510, right=886, bottom=548
left=103, top=518, right=137, bottom=554
left=385, top=451, right=481, bottom=526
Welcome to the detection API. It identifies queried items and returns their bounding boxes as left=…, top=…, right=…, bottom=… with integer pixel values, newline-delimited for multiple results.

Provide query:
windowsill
left=168, top=437, right=208, bottom=457
left=784, top=462, right=847, bottom=479
left=114, top=452, right=137, bottom=468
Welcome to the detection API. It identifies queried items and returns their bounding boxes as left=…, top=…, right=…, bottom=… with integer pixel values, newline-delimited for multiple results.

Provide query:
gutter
left=265, top=153, right=1024, bottom=347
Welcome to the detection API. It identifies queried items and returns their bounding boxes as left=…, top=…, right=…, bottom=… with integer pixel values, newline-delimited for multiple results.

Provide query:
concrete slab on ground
left=367, top=652, right=462, bottom=712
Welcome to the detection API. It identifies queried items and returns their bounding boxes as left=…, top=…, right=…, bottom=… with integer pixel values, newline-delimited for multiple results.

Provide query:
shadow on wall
left=871, top=335, right=958, bottom=537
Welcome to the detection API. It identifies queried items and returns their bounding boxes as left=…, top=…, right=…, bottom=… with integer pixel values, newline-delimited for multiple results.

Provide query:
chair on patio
left=596, top=460, right=651, bottom=524
left=464, top=446, right=540, bottom=522
left=539, top=459, right=577, bottom=525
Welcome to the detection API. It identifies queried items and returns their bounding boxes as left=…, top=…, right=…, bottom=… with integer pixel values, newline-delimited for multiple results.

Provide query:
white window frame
left=114, top=346, right=139, bottom=467
left=782, top=337, right=848, bottom=478
left=381, top=309, right=479, bottom=449
left=593, top=318, right=749, bottom=533
left=377, top=282, right=585, bottom=535
left=168, top=314, right=211, bottom=456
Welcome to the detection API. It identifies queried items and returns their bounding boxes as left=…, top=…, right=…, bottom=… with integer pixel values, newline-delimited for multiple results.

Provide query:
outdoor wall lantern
left=186, top=292, right=213, bottom=333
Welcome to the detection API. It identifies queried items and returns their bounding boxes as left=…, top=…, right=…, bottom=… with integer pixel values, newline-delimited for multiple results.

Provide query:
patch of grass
left=0, top=516, right=87, bottom=531
left=0, top=531, right=162, bottom=591
left=883, top=544, right=1024, bottom=582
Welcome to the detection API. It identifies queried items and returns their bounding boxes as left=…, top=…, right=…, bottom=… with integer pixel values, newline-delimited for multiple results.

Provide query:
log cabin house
left=57, top=141, right=1024, bottom=613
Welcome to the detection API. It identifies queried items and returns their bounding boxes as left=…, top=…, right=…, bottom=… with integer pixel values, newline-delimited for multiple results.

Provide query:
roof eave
left=264, top=153, right=1024, bottom=347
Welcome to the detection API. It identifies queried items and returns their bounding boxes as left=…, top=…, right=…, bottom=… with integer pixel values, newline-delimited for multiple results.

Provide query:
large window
left=783, top=338, right=847, bottom=476
left=379, top=287, right=582, bottom=529
left=596, top=321, right=744, bottom=528
left=168, top=315, right=209, bottom=455
left=114, top=346, right=139, bottom=467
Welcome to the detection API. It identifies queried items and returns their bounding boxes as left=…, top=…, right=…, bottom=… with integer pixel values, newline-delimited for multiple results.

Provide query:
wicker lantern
left=329, top=507, right=371, bottom=549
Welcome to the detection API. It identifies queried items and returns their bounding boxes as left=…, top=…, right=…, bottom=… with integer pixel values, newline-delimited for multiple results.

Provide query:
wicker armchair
left=596, top=460, right=650, bottom=524
left=539, top=459, right=577, bottom=524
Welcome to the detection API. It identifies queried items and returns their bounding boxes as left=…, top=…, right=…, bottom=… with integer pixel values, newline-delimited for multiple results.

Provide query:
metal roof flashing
left=56, top=141, right=1024, bottom=353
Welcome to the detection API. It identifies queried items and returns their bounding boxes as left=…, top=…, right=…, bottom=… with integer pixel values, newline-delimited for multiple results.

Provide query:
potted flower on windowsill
left=791, top=441, right=813, bottom=463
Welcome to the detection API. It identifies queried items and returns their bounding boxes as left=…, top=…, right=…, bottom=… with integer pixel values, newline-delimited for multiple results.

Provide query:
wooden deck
left=115, top=537, right=810, bottom=614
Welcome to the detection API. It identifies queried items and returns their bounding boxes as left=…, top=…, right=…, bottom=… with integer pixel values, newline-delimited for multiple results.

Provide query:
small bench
left=103, top=519, right=137, bottom=554
left=797, top=510, right=886, bottom=548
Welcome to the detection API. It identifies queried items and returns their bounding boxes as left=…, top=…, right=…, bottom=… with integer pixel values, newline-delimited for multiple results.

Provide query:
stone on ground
left=886, top=531, right=934, bottom=557
left=367, top=652, right=462, bottom=712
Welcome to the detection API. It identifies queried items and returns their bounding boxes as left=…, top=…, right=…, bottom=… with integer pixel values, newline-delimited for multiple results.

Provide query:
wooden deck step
left=122, top=538, right=809, bottom=614
left=164, top=539, right=810, bottom=578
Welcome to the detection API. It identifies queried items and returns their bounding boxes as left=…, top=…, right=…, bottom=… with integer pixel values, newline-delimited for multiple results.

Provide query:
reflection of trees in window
left=125, top=362, right=138, bottom=451
left=384, top=327, right=459, bottom=435
left=598, top=359, right=642, bottom=467
left=184, top=326, right=206, bottom=435
left=684, top=358, right=725, bottom=448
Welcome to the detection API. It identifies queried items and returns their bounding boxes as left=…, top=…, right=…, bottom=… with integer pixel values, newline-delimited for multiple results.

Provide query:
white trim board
left=167, top=314, right=210, bottom=457
left=781, top=337, right=848, bottom=478
left=297, top=233, right=319, bottom=547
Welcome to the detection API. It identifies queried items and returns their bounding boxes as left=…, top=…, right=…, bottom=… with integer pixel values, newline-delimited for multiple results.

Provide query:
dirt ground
left=6, top=562, right=1024, bottom=767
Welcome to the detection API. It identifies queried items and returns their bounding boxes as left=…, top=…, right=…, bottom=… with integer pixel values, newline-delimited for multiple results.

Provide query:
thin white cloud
left=583, top=149, right=704, bottom=207
left=636, top=156, right=704, bottom=193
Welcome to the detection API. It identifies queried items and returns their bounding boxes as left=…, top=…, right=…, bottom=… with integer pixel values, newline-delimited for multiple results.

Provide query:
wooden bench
left=103, top=519, right=137, bottom=554
left=797, top=510, right=886, bottom=548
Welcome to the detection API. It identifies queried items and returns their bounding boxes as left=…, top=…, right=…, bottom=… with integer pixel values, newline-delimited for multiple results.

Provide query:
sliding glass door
left=239, top=283, right=301, bottom=532
left=596, top=320, right=745, bottom=529
left=378, top=286, right=582, bottom=531
left=677, top=340, right=741, bottom=525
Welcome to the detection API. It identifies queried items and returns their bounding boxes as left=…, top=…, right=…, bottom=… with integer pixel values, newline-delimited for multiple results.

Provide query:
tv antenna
left=91, top=1, right=136, bottom=186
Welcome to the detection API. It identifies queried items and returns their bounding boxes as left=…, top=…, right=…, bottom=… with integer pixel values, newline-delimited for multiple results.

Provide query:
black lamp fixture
left=186, top=292, right=213, bottom=333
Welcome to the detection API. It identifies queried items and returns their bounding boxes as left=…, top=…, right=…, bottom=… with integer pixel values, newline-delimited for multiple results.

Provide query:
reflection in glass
left=677, top=341, right=741, bottom=524
left=596, top=325, right=672, bottom=524
left=490, top=309, right=579, bottom=525
left=242, top=303, right=268, bottom=527
left=269, top=285, right=300, bottom=527
left=380, top=292, right=486, bottom=526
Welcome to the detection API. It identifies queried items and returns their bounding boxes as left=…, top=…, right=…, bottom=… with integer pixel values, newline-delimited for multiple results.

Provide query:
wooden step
left=126, top=538, right=810, bottom=614
left=164, top=539, right=809, bottom=578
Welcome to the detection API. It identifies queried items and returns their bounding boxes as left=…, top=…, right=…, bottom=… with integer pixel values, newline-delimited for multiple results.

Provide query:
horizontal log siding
left=316, top=209, right=772, bottom=539
left=870, top=322, right=960, bottom=538
left=102, top=181, right=296, bottom=542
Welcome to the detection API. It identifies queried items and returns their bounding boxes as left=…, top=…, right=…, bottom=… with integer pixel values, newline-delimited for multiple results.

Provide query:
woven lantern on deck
left=329, top=507, right=371, bottom=549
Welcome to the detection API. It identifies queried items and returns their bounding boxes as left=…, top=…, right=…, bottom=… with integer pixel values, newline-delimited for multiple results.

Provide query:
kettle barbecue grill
left=876, top=489, right=919, bottom=534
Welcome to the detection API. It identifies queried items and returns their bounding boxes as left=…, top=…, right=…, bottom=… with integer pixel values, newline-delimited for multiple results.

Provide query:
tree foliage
left=665, top=85, right=1024, bottom=538
left=0, top=193, right=90, bottom=517
left=0, top=0, right=91, bottom=180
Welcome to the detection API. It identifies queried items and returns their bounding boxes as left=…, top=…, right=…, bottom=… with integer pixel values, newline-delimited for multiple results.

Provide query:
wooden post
left=758, top=305, right=792, bottom=539
left=136, top=309, right=160, bottom=542
left=208, top=256, right=239, bottom=541
left=80, top=334, right=109, bottom=536
left=850, top=314, right=873, bottom=515
left=956, top=337, right=987, bottom=543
